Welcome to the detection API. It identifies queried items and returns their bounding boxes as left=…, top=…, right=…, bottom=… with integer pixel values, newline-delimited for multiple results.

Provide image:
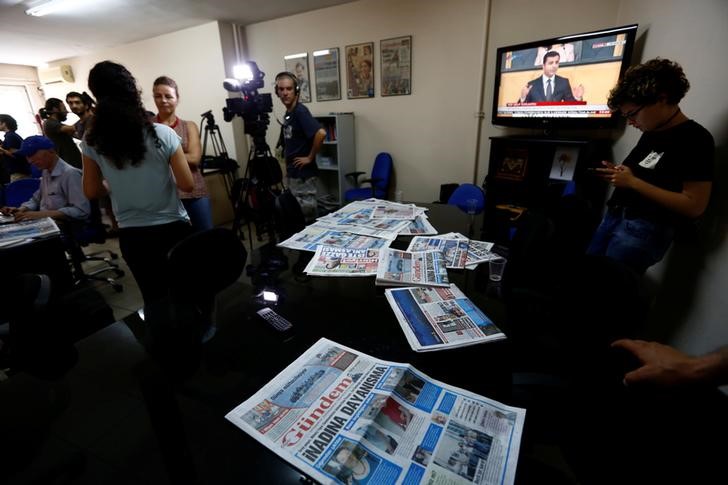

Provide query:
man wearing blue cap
left=1, top=135, right=89, bottom=223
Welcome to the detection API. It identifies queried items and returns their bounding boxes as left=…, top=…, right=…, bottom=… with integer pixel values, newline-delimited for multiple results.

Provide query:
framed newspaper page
left=380, top=35, right=412, bottom=96
left=313, top=48, right=341, bottom=101
left=345, top=42, right=374, bottom=99
left=283, top=52, right=312, bottom=103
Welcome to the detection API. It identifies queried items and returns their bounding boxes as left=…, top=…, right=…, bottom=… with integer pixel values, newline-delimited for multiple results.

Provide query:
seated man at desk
left=1, top=136, right=89, bottom=225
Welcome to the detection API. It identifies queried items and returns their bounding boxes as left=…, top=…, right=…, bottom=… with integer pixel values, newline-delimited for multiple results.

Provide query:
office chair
left=70, top=202, right=124, bottom=292
left=447, top=183, right=485, bottom=214
left=434, top=183, right=459, bottom=204
left=274, top=188, right=306, bottom=241
left=3, top=177, right=40, bottom=207
left=344, top=152, right=393, bottom=202
left=144, top=227, right=247, bottom=356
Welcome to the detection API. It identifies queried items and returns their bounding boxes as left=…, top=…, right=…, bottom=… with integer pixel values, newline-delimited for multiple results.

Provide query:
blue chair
left=345, top=152, right=393, bottom=202
left=447, top=183, right=485, bottom=214
left=4, top=177, right=40, bottom=207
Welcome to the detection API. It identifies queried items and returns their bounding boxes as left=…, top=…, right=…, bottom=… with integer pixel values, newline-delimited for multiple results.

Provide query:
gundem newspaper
left=226, top=338, right=525, bottom=484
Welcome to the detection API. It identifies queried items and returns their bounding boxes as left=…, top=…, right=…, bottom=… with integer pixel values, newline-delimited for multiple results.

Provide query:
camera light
left=262, top=290, right=279, bottom=303
left=233, top=63, right=254, bottom=82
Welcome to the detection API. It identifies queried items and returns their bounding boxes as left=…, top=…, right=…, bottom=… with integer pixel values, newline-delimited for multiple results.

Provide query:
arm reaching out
left=611, top=339, right=728, bottom=387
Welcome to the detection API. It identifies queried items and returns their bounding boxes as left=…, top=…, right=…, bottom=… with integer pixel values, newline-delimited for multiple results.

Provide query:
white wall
left=42, top=21, right=236, bottom=162
left=613, top=0, right=728, bottom=355
left=41, top=21, right=237, bottom=224
left=480, top=0, right=728, bottom=358
left=244, top=0, right=489, bottom=202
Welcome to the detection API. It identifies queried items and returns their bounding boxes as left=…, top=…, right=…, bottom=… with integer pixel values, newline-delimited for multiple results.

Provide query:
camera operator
left=275, top=71, right=326, bottom=221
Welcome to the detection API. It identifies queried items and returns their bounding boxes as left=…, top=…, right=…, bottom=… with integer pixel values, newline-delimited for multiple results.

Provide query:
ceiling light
left=283, top=53, right=307, bottom=60
left=26, top=0, right=83, bottom=17
left=313, top=50, right=331, bottom=57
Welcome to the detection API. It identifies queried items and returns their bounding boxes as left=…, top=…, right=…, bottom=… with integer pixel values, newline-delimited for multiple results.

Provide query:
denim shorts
left=586, top=209, right=674, bottom=274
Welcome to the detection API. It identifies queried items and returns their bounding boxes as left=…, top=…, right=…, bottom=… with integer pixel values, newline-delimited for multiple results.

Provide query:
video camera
left=222, top=61, right=273, bottom=148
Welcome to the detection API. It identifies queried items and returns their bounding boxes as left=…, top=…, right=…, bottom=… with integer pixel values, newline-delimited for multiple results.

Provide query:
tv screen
left=491, top=24, right=638, bottom=128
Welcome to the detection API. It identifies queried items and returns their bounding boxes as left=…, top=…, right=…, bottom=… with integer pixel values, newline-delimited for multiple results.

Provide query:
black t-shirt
left=283, top=103, right=321, bottom=179
left=44, top=118, right=82, bottom=168
left=609, top=120, right=714, bottom=222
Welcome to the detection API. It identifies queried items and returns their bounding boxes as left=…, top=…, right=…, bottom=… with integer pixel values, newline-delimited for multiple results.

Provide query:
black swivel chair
left=69, top=202, right=124, bottom=292
left=165, top=227, right=247, bottom=342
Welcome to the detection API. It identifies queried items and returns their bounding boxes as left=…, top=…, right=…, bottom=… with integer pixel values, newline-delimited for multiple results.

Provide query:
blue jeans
left=586, top=209, right=674, bottom=274
left=182, top=197, right=214, bottom=232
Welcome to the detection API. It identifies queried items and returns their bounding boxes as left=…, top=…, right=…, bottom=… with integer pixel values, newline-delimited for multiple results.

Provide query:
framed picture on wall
left=313, top=48, right=341, bottom=101
left=283, top=53, right=312, bottom=103
left=380, top=35, right=412, bottom=96
left=549, top=146, right=579, bottom=181
left=345, top=42, right=374, bottom=98
left=495, top=148, right=528, bottom=182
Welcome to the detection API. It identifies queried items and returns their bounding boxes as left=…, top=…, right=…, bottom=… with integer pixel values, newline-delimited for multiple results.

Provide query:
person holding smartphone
left=586, top=58, right=714, bottom=273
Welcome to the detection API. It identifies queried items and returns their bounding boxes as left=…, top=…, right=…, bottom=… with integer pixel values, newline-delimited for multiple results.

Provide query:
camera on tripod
left=222, top=61, right=273, bottom=146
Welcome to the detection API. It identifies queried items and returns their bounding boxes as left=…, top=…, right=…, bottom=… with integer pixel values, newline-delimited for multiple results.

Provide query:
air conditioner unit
left=38, top=64, right=75, bottom=85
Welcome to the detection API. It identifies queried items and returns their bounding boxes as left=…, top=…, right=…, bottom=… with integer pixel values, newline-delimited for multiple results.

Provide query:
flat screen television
left=491, top=24, right=638, bottom=129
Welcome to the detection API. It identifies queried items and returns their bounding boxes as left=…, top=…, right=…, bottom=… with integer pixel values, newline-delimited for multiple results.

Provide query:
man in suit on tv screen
left=520, top=51, right=584, bottom=103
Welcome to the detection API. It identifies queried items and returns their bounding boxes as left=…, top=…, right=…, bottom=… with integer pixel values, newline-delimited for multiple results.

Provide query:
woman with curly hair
left=152, top=75, right=213, bottom=231
left=587, top=58, right=714, bottom=273
left=81, top=60, right=194, bottom=306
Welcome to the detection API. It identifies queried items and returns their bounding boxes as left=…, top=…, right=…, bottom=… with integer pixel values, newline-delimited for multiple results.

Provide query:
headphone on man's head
left=274, top=71, right=300, bottom=96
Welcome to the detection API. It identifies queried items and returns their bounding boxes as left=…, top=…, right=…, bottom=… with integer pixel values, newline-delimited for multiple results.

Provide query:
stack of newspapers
left=279, top=199, right=505, bottom=353
left=227, top=338, right=524, bottom=485
left=280, top=199, right=498, bottom=280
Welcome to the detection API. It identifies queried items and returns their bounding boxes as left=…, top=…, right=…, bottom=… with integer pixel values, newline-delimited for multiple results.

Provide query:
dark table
left=2, top=203, right=526, bottom=485
left=128, top=203, right=518, bottom=484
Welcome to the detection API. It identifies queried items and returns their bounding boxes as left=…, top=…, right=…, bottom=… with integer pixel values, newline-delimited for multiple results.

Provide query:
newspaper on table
left=399, top=215, right=438, bottom=236
left=312, top=219, right=401, bottom=241
left=226, top=338, right=525, bottom=485
left=407, top=236, right=469, bottom=269
left=385, top=284, right=506, bottom=352
left=440, top=233, right=500, bottom=270
left=0, top=217, right=61, bottom=248
left=371, top=202, right=419, bottom=220
left=305, top=246, right=380, bottom=277
left=316, top=210, right=409, bottom=241
left=278, top=225, right=391, bottom=253
left=376, top=248, right=449, bottom=288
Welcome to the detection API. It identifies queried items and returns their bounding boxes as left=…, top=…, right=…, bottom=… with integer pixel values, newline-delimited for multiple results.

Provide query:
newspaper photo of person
left=322, top=440, right=381, bottom=484
left=346, top=42, right=374, bottom=99
left=433, top=421, right=493, bottom=482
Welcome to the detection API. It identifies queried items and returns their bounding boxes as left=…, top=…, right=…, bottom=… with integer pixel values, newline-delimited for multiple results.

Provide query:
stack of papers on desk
left=0, top=217, right=60, bottom=248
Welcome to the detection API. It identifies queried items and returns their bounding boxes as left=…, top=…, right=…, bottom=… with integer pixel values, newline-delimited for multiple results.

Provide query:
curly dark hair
left=608, top=58, right=690, bottom=110
left=0, top=114, right=18, bottom=131
left=85, top=61, right=157, bottom=169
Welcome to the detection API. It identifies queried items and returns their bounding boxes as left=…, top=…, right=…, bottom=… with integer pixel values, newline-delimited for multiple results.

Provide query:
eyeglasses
left=620, top=105, right=645, bottom=119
